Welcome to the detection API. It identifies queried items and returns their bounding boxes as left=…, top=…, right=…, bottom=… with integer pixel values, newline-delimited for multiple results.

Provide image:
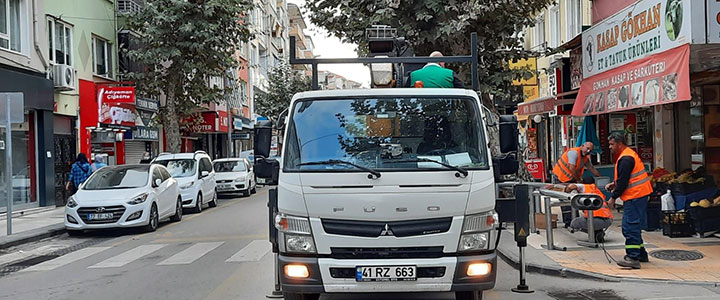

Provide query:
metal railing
left=117, top=0, right=143, bottom=14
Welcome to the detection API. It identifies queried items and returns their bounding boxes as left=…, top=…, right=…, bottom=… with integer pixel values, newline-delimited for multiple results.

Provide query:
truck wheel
left=456, top=291, right=483, bottom=300
left=282, top=293, right=319, bottom=300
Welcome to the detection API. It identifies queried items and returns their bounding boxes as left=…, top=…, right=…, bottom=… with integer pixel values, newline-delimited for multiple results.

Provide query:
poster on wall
left=527, top=128, right=538, bottom=159
left=610, top=113, right=637, bottom=147
left=570, top=47, right=582, bottom=90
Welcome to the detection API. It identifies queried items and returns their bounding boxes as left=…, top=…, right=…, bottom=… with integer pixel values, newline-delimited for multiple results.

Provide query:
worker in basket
left=565, top=176, right=614, bottom=243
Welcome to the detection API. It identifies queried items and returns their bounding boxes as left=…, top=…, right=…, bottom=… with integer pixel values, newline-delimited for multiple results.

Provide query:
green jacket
left=409, top=64, right=457, bottom=88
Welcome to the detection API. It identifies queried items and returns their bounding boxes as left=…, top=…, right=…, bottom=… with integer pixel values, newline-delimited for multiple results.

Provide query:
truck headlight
left=276, top=214, right=316, bottom=253
left=285, top=234, right=316, bottom=253
left=458, top=211, right=498, bottom=252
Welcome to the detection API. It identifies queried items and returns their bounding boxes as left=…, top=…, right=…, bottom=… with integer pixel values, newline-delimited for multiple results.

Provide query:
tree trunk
left=165, top=83, right=182, bottom=153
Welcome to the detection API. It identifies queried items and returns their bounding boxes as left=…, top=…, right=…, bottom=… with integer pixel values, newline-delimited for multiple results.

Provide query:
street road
left=0, top=188, right=719, bottom=300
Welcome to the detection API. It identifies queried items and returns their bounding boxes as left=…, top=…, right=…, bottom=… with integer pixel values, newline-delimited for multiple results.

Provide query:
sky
left=287, top=0, right=371, bottom=87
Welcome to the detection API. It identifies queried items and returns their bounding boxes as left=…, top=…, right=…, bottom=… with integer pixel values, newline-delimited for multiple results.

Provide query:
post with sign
left=511, top=184, right=534, bottom=294
left=1, top=93, right=24, bottom=235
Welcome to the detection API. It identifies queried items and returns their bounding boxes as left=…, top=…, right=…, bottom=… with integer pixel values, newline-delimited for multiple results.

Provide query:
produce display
left=689, top=196, right=720, bottom=209
left=651, top=168, right=707, bottom=184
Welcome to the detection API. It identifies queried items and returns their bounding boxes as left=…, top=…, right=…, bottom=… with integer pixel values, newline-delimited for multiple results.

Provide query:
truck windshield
left=284, top=97, right=489, bottom=172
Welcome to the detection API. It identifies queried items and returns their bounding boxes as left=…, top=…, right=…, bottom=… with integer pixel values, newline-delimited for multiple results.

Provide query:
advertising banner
left=582, top=0, right=691, bottom=79
left=99, top=86, right=135, bottom=104
left=572, top=44, right=690, bottom=116
left=525, top=159, right=546, bottom=182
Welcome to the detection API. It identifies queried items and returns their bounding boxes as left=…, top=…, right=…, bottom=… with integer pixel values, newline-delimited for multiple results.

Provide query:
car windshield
left=214, top=161, right=246, bottom=172
left=154, top=159, right=196, bottom=177
left=284, top=97, right=489, bottom=171
left=82, top=166, right=149, bottom=190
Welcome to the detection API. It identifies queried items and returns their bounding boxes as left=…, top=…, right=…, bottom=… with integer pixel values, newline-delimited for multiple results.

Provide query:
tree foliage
left=255, top=63, right=312, bottom=120
left=304, top=0, right=552, bottom=104
left=124, top=0, right=253, bottom=152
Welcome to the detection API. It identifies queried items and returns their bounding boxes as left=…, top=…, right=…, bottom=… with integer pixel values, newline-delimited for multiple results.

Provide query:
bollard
left=511, top=184, right=534, bottom=294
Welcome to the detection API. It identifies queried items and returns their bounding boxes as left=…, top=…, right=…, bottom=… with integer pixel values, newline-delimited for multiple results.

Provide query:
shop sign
left=187, top=111, right=229, bottom=133
left=572, top=44, right=691, bottom=116
left=708, top=0, right=720, bottom=43
left=99, top=86, right=135, bottom=104
left=509, top=58, right=538, bottom=86
left=518, top=96, right=554, bottom=116
left=522, top=86, right=539, bottom=102
left=135, top=98, right=159, bottom=112
left=232, top=132, right=251, bottom=140
left=570, top=47, right=582, bottom=90
left=131, top=126, right=159, bottom=141
left=639, top=147, right=654, bottom=162
left=582, top=0, right=691, bottom=79
left=525, top=159, right=546, bottom=181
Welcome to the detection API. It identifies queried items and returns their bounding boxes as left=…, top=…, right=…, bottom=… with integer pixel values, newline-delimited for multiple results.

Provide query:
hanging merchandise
left=575, top=116, right=602, bottom=154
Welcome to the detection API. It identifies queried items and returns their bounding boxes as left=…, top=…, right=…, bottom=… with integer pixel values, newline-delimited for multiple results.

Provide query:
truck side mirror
left=255, top=158, right=280, bottom=185
left=254, top=120, right=273, bottom=159
left=275, top=109, right=288, bottom=131
left=498, top=115, right=518, bottom=153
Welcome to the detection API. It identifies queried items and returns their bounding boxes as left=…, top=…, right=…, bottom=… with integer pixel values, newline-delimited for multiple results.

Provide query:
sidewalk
left=497, top=208, right=720, bottom=286
left=0, top=206, right=66, bottom=249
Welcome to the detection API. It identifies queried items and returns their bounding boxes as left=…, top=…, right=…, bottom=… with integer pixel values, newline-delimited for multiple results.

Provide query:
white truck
left=255, top=88, right=501, bottom=300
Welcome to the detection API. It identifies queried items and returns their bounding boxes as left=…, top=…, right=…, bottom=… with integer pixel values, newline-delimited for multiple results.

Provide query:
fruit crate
left=687, top=206, right=720, bottom=237
left=662, top=211, right=695, bottom=238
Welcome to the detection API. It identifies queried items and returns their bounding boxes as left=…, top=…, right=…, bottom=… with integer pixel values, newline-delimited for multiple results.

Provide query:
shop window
left=0, top=0, right=23, bottom=52
left=534, top=13, right=545, bottom=49
left=47, top=17, right=73, bottom=65
left=0, top=112, right=37, bottom=211
left=92, top=35, right=112, bottom=78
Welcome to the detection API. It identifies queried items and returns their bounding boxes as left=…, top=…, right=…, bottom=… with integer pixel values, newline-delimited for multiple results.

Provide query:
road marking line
left=225, top=240, right=271, bottom=263
left=157, top=242, right=224, bottom=266
left=153, top=234, right=268, bottom=244
left=21, top=247, right=112, bottom=272
left=88, top=244, right=167, bottom=268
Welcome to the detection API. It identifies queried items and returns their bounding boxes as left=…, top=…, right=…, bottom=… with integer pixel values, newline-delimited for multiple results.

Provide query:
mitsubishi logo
left=379, top=224, right=394, bottom=236
left=95, top=207, right=106, bottom=213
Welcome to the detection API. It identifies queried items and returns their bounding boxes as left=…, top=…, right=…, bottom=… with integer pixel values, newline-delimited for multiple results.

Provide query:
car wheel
left=67, top=230, right=83, bottom=237
left=242, top=188, right=250, bottom=197
left=251, top=181, right=257, bottom=194
left=282, top=293, right=319, bottom=300
left=193, top=193, right=203, bottom=213
left=455, top=291, right=483, bottom=300
left=170, top=197, right=183, bottom=222
left=144, top=204, right=159, bottom=232
left=209, top=190, right=218, bottom=208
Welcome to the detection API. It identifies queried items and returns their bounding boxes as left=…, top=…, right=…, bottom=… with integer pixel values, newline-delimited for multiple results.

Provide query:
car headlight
left=458, top=211, right=498, bottom=252
left=127, top=193, right=149, bottom=205
left=235, top=176, right=246, bottom=182
left=285, top=234, right=316, bottom=253
left=66, top=197, right=78, bottom=208
left=180, top=182, right=194, bottom=190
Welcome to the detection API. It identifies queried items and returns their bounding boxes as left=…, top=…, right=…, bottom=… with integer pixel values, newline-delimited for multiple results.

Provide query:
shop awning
left=571, top=44, right=692, bottom=117
left=517, top=93, right=578, bottom=116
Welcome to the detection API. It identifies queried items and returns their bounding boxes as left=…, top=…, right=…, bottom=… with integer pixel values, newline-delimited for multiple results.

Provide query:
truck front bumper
left=278, top=252, right=496, bottom=294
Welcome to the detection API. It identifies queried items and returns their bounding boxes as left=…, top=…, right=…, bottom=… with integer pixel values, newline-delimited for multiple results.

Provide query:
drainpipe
left=32, top=0, right=49, bottom=70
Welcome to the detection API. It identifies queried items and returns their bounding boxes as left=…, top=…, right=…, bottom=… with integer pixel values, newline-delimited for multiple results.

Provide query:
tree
left=255, top=63, right=312, bottom=120
left=124, top=0, right=253, bottom=152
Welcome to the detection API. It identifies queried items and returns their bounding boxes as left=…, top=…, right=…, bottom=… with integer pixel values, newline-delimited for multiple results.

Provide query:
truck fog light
left=284, top=264, right=309, bottom=278
left=467, top=262, right=492, bottom=276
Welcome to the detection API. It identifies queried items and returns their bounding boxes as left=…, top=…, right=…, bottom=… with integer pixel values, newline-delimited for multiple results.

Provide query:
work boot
left=626, top=255, right=649, bottom=263
left=617, top=257, right=641, bottom=269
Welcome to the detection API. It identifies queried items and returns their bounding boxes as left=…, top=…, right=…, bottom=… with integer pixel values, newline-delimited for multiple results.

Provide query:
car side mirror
left=201, top=171, right=210, bottom=178
left=153, top=178, right=162, bottom=188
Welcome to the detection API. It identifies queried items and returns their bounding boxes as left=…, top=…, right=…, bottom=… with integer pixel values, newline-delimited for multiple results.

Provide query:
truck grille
left=321, top=217, right=452, bottom=238
left=77, top=206, right=126, bottom=224
left=329, top=246, right=445, bottom=259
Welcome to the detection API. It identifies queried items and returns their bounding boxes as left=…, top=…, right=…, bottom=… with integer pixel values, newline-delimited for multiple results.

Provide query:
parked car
left=213, top=158, right=256, bottom=196
left=152, top=151, right=217, bottom=212
left=64, top=164, right=182, bottom=234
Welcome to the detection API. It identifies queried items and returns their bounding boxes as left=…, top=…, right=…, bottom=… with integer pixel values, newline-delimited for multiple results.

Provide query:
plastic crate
left=662, top=211, right=695, bottom=237
left=687, top=206, right=720, bottom=236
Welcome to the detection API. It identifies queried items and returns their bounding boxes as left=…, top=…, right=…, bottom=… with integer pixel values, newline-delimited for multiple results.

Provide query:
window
left=154, top=159, right=196, bottom=178
left=549, top=6, right=560, bottom=48
left=239, top=80, right=248, bottom=105
left=152, top=168, right=163, bottom=184
left=0, top=0, right=23, bottom=52
left=566, top=0, right=583, bottom=39
left=534, top=13, right=545, bottom=48
left=92, top=36, right=112, bottom=77
left=47, top=17, right=73, bottom=65
left=159, top=167, right=171, bottom=181
left=200, top=158, right=213, bottom=174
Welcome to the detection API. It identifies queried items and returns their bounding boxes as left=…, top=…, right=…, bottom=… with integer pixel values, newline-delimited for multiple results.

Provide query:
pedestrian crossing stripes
left=225, top=240, right=271, bottom=263
left=89, top=244, right=168, bottom=268
left=18, top=240, right=271, bottom=272
left=157, top=242, right=224, bottom=265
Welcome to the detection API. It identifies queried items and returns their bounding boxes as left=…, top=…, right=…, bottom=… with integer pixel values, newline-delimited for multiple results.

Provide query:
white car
left=153, top=151, right=217, bottom=213
left=65, top=164, right=182, bottom=234
left=213, top=158, right=256, bottom=196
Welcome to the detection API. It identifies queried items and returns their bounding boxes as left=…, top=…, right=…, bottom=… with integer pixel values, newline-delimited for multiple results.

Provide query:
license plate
left=220, top=184, right=231, bottom=189
left=356, top=266, right=416, bottom=282
left=87, top=213, right=114, bottom=220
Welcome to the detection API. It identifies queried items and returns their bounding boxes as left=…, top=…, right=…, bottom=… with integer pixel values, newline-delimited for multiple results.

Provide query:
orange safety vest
left=614, top=147, right=652, bottom=200
left=583, top=184, right=613, bottom=219
left=552, top=147, right=589, bottom=183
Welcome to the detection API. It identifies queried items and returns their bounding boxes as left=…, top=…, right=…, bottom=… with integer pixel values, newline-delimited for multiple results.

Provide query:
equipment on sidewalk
left=511, top=184, right=534, bottom=294
left=570, top=193, right=605, bottom=248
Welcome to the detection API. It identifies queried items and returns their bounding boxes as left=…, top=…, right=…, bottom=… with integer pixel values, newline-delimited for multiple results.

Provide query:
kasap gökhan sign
left=574, top=0, right=692, bottom=116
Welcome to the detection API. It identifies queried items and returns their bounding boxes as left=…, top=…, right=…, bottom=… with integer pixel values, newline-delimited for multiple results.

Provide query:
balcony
left=118, top=0, right=143, bottom=14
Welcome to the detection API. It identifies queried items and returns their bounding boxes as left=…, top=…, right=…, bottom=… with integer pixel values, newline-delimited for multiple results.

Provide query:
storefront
left=124, top=97, right=160, bottom=163
left=79, top=80, right=137, bottom=165
left=0, top=66, right=55, bottom=211
left=232, top=115, right=253, bottom=155
left=182, top=111, right=230, bottom=159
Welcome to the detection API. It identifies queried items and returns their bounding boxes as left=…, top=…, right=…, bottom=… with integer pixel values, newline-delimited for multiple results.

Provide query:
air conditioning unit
left=53, top=64, right=76, bottom=91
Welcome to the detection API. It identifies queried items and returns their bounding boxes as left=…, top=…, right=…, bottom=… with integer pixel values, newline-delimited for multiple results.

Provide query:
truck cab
left=260, top=88, right=498, bottom=300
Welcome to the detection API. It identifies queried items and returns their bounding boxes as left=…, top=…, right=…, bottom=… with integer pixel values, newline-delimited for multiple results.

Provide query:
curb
left=0, top=224, right=66, bottom=250
left=496, top=241, right=720, bottom=287
left=0, top=207, right=59, bottom=221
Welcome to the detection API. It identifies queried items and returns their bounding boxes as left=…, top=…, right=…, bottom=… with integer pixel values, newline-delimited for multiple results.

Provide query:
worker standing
left=552, top=141, right=602, bottom=227
left=409, top=52, right=465, bottom=88
left=605, top=132, right=652, bottom=269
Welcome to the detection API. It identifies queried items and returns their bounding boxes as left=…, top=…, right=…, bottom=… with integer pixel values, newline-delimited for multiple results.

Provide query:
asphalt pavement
left=0, top=187, right=718, bottom=300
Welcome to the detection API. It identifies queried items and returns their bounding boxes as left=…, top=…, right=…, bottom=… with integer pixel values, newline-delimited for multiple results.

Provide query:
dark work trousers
left=553, top=175, right=575, bottom=227
left=622, top=196, right=649, bottom=260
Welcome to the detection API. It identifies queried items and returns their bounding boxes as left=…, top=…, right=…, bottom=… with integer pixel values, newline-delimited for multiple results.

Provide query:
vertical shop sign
left=707, top=0, right=720, bottom=43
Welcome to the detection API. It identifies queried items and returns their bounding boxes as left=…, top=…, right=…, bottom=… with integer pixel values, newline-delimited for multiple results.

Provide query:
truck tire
left=456, top=291, right=483, bottom=300
left=282, top=293, right=319, bottom=300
